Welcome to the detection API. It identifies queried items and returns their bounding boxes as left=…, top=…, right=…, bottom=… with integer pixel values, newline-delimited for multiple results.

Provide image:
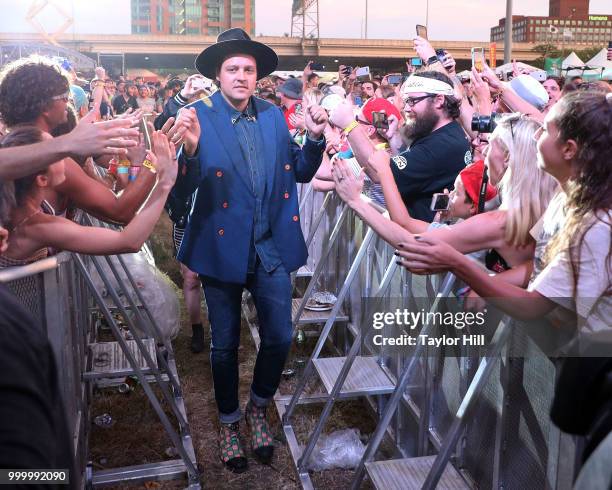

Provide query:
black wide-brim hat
left=195, top=28, right=278, bottom=80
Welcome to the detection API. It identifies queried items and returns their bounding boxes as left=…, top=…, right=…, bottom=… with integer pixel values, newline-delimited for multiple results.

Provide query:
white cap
left=400, top=75, right=454, bottom=97
left=509, top=74, right=549, bottom=110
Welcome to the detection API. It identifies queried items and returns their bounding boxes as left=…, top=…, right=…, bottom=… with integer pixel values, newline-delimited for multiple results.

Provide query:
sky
left=254, top=0, right=612, bottom=41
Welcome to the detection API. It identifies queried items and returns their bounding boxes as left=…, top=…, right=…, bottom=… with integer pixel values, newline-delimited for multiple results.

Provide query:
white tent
left=585, top=48, right=612, bottom=69
left=562, top=52, right=584, bottom=69
left=563, top=49, right=612, bottom=79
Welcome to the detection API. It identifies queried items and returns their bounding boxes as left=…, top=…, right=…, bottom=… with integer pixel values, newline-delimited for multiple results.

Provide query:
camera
left=471, top=112, right=499, bottom=133
left=436, top=49, right=446, bottom=61
left=387, top=74, right=403, bottom=85
left=310, top=62, right=325, bottom=71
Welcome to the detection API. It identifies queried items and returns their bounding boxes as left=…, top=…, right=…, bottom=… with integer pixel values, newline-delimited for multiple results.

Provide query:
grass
left=89, top=213, right=381, bottom=489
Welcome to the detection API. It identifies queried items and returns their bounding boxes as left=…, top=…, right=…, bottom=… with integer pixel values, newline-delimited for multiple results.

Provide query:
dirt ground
left=89, top=214, right=380, bottom=490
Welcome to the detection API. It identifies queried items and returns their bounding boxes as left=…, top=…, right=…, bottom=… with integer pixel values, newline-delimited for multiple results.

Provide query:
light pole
left=504, top=0, right=513, bottom=64
left=365, top=0, right=368, bottom=39
left=426, top=0, right=429, bottom=29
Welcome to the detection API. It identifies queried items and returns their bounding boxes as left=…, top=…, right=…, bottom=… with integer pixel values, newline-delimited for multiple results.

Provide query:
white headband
left=400, top=75, right=454, bottom=97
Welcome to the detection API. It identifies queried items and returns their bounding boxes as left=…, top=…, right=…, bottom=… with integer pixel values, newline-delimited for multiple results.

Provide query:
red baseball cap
left=459, top=160, right=497, bottom=205
left=359, top=97, right=402, bottom=124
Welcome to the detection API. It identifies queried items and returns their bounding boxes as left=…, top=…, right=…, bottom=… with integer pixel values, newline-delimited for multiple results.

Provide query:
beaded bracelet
left=117, top=166, right=129, bottom=175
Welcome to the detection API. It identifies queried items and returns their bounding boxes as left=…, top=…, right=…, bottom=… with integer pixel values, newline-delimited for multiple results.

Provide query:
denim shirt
left=221, top=95, right=282, bottom=274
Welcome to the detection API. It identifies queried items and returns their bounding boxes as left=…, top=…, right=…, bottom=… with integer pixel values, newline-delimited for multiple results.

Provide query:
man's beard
left=401, top=110, right=440, bottom=144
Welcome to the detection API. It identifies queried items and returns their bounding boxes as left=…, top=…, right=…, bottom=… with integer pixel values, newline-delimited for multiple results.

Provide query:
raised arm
left=396, top=235, right=556, bottom=320
left=0, top=114, right=138, bottom=181
left=53, top=158, right=157, bottom=225
left=31, top=132, right=177, bottom=255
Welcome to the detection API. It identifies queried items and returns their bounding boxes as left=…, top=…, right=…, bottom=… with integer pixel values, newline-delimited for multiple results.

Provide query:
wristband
left=142, top=159, right=157, bottom=174
left=343, top=120, right=359, bottom=136
left=117, top=166, right=129, bottom=175
left=117, top=158, right=131, bottom=167
left=129, top=166, right=140, bottom=180
left=129, top=174, right=137, bottom=182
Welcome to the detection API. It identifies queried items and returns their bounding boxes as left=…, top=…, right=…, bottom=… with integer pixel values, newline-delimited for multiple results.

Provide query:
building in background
left=131, top=0, right=254, bottom=36
left=490, top=0, right=612, bottom=45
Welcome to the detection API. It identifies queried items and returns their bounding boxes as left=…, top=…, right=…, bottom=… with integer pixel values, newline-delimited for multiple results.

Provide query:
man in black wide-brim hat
left=170, top=28, right=328, bottom=473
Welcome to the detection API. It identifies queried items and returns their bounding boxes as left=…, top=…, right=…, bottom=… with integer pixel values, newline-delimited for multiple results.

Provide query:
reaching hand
left=289, top=111, right=306, bottom=130
left=65, top=111, right=139, bottom=158
left=367, top=149, right=392, bottom=180
left=148, top=131, right=177, bottom=188
left=175, top=107, right=201, bottom=156
left=331, top=158, right=365, bottom=205
left=413, top=36, right=436, bottom=62
left=329, top=99, right=355, bottom=130
left=440, top=52, right=457, bottom=75
left=304, top=103, right=328, bottom=139
left=180, top=74, right=207, bottom=100
left=395, top=235, right=461, bottom=275
left=303, top=60, right=314, bottom=77
left=379, top=114, right=400, bottom=141
left=470, top=68, right=493, bottom=114
left=126, top=133, right=147, bottom=167
left=480, top=62, right=502, bottom=91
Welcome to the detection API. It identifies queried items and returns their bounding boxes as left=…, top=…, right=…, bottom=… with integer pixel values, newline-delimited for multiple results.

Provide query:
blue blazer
left=172, top=91, right=325, bottom=283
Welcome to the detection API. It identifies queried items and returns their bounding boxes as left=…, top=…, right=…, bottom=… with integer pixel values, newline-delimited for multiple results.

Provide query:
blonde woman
left=332, top=114, right=558, bottom=272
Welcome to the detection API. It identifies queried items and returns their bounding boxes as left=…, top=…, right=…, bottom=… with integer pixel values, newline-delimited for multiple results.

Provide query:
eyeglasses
left=51, top=91, right=71, bottom=103
left=403, top=94, right=436, bottom=107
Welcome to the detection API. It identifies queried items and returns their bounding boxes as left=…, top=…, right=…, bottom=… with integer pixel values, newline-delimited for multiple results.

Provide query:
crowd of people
left=0, top=27, right=610, bottom=483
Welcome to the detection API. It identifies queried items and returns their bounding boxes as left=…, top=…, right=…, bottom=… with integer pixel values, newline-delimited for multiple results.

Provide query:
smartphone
left=430, top=193, right=450, bottom=212
left=342, top=65, right=353, bottom=75
left=410, top=57, right=423, bottom=67
left=471, top=47, right=485, bottom=73
left=139, top=114, right=152, bottom=151
left=310, top=62, right=325, bottom=71
left=356, top=66, right=371, bottom=81
left=387, top=74, right=403, bottom=85
left=436, top=48, right=446, bottom=61
left=294, top=103, right=303, bottom=115
left=416, top=24, right=428, bottom=39
left=353, top=95, right=363, bottom=106
left=371, top=111, right=389, bottom=130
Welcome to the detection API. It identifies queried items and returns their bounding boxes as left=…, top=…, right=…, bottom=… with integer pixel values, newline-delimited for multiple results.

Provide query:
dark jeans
left=200, top=260, right=293, bottom=424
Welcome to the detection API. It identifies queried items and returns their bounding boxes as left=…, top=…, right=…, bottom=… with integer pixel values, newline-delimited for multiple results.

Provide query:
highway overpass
left=0, top=33, right=566, bottom=73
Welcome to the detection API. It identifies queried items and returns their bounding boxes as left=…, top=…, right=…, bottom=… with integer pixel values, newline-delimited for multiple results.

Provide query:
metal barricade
left=272, top=187, right=579, bottom=489
left=0, top=241, right=201, bottom=488
left=0, top=253, right=90, bottom=490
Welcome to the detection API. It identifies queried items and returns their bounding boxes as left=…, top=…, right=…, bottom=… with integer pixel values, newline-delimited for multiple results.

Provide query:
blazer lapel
left=207, top=92, right=254, bottom=194
left=254, top=99, right=278, bottom=196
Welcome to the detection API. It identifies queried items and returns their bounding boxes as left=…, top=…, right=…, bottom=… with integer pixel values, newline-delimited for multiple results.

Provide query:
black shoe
left=191, top=324, right=204, bottom=353
left=219, top=422, right=248, bottom=473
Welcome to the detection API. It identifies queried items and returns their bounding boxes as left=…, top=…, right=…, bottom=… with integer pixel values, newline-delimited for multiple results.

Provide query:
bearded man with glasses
left=331, top=70, right=472, bottom=222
